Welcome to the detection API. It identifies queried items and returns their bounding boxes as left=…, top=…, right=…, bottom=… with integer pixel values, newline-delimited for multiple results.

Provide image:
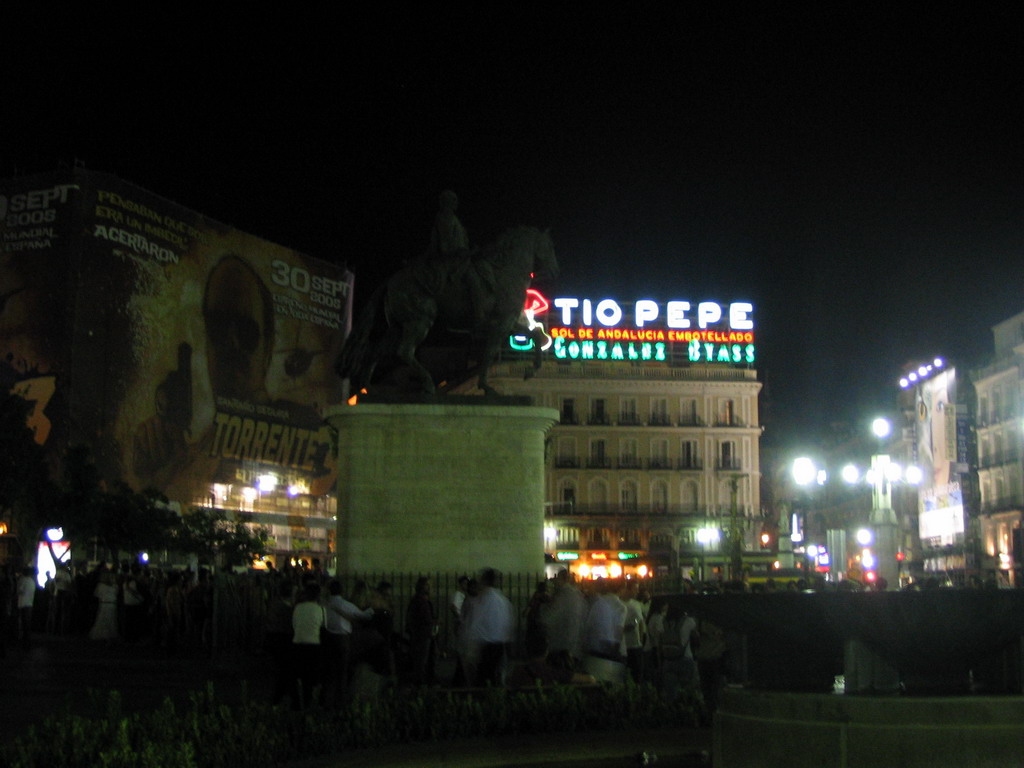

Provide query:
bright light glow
left=697, top=527, right=721, bottom=544
left=807, top=545, right=819, bottom=558
left=899, top=377, right=910, bottom=388
left=257, top=474, right=278, bottom=492
left=865, top=468, right=878, bottom=486
left=242, top=487, right=258, bottom=502
left=885, top=462, right=902, bottom=482
left=934, top=358, right=944, bottom=368
left=872, top=418, right=892, bottom=439
left=609, top=562, right=623, bottom=578
left=908, top=372, right=918, bottom=382
left=140, top=552, right=149, bottom=563
left=287, top=484, right=303, bottom=497
left=841, top=464, right=861, bottom=484
left=544, top=526, right=557, bottom=541
left=792, top=457, right=817, bottom=486
left=579, top=564, right=591, bottom=578
left=773, top=560, right=781, bottom=569
left=637, top=565, right=649, bottom=578
left=591, top=566, right=608, bottom=579
left=905, top=465, right=923, bottom=485
left=46, top=527, right=64, bottom=542
left=816, top=469, right=828, bottom=486
left=856, top=528, right=873, bottom=546
left=862, top=550, right=876, bottom=569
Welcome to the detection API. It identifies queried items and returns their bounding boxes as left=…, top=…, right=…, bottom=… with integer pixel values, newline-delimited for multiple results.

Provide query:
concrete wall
left=326, top=402, right=557, bottom=575
left=715, top=688, right=1024, bottom=767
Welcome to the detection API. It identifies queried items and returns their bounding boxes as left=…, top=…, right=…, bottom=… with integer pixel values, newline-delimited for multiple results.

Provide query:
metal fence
left=208, top=570, right=690, bottom=657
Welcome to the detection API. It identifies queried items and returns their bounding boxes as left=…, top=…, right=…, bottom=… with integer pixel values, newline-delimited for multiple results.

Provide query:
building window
left=560, top=483, right=576, bottom=511
left=650, top=439, right=670, bottom=469
left=650, top=398, right=670, bottom=426
left=680, top=398, right=699, bottom=426
left=560, top=398, right=577, bottom=424
left=680, top=440, right=699, bottom=469
left=620, top=481, right=638, bottom=512
left=652, top=481, right=669, bottom=512
left=589, top=439, right=609, bottom=468
left=719, top=441, right=738, bottom=470
left=590, top=398, right=609, bottom=425
left=620, top=398, right=640, bottom=425
left=556, top=438, right=578, bottom=468
left=720, top=399, right=735, bottom=426
left=619, top=439, right=640, bottom=469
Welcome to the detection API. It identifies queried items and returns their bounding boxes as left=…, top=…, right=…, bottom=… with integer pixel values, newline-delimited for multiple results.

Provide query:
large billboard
left=1, top=170, right=352, bottom=509
left=915, top=367, right=967, bottom=545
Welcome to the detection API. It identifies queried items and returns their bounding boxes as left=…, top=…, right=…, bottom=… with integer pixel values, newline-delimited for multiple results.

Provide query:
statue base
left=325, top=401, right=558, bottom=576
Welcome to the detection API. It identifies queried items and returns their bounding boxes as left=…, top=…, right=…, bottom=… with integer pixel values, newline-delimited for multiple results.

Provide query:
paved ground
left=0, top=633, right=712, bottom=766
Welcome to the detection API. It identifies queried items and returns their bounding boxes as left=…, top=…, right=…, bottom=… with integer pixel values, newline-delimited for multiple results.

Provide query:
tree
left=0, top=394, right=55, bottom=560
left=172, top=508, right=270, bottom=569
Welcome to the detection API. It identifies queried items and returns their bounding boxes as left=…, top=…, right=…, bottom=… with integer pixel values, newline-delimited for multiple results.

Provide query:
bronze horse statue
left=337, top=225, right=557, bottom=396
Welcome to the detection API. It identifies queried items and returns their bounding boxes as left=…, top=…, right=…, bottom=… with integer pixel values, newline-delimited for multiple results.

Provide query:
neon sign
left=510, top=292, right=757, bottom=365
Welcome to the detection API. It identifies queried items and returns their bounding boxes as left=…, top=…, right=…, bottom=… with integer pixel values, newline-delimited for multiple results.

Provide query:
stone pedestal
left=325, top=401, right=558, bottom=576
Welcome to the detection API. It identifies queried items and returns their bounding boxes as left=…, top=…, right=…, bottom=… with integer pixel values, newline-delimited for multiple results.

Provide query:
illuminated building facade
left=973, top=310, right=1024, bottom=585
left=464, top=294, right=765, bottom=580
left=0, top=170, right=351, bottom=567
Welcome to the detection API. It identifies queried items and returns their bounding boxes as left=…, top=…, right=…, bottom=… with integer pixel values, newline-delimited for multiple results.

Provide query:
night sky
left=5, top=5, right=1022, bottom=450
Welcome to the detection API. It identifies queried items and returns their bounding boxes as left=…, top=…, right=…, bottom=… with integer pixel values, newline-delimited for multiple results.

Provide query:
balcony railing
left=677, top=458, right=703, bottom=470
left=716, top=459, right=743, bottom=471
left=587, top=413, right=612, bottom=425
left=617, top=413, right=643, bottom=426
left=617, top=456, right=643, bottom=469
left=554, top=456, right=580, bottom=469
left=559, top=414, right=580, bottom=425
left=646, top=457, right=672, bottom=470
left=546, top=502, right=755, bottom=518
left=978, top=448, right=1021, bottom=469
left=677, top=415, right=704, bottom=427
left=587, top=457, right=612, bottom=469
left=648, top=414, right=673, bottom=427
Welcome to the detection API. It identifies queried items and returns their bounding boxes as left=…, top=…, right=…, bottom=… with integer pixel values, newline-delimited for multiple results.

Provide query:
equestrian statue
left=336, top=191, right=558, bottom=397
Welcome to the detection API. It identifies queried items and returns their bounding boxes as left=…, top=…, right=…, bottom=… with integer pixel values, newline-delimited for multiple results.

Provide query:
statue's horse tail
left=335, top=282, right=387, bottom=391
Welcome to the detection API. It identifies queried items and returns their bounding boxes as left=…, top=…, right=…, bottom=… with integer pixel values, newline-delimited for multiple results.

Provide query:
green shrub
left=1, top=681, right=701, bottom=768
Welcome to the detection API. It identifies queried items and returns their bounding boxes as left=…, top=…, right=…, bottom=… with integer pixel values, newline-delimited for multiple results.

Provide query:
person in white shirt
left=291, top=582, right=326, bottom=708
left=542, top=569, right=588, bottom=671
left=622, top=580, right=647, bottom=682
left=460, top=568, right=514, bottom=686
left=321, top=579, right=373, bottom=707
left=583, top=579, right=627, bottom=661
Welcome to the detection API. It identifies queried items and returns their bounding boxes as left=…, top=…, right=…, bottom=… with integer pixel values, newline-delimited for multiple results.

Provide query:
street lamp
left=697, top=526, right=721, bottom=582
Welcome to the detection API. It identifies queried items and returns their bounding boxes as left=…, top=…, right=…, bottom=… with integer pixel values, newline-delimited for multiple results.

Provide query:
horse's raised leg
left=395, top=317, right=436, bottom=394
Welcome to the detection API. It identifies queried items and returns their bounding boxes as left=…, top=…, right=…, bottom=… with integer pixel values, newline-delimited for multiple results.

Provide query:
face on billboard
left=202, top=255, right=274, bottom=402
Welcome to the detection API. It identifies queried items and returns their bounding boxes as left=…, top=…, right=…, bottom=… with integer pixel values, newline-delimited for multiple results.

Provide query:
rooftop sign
left=511, top=292, right=757, bottom=366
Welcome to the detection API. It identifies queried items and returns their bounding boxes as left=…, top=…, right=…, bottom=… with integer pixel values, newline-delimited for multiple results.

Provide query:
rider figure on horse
left=423, top=190, right=487, bottom=327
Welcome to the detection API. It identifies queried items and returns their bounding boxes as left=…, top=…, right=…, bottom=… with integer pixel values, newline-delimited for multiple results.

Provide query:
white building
left=973, top=310, right=1024, bottom=584
left=471, top=357, right=764, bottom=580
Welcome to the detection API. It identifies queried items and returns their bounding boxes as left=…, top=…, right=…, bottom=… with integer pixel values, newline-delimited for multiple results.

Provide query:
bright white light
left=872, top=418, right=892, bottom=439
left=885, top=462, right=903, bottom=482
left=841, top=464, right=861, bottom=484
left=908, top=372, right=918, bottom=382
left=287, top=484, right=303, bottom=497
left=544, top=526, right=557, bottom=541
left=697, top=527, right=721, bottom=544
left=856, top=528, right=873, bottom=546
left=242, top=487, right=258, bottom=502
left=46, top=527, right=64, bottom=542
left=899, top=378, right=910, bottom=388
left=862, top=550, right=876, bottom=570
left=816, top=469, right=828, bottom=486
left=934, top=358, right=944, bottom=368
left=905, top=465, right=923, bottom=485
left=792, top=457, right=817, bottom=486
left=918, top=366, right=928, bottom=377
left=807, top=544, right=819, bottom=558
left=140, top=552, right=149, bottom=563
left=609, top=562, right=623, bottom=578
left=257, top=474, right=278, bottom=492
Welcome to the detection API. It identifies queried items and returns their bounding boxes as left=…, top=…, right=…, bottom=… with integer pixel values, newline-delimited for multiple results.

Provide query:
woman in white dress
left=89, top=570, right=120, bottom=640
